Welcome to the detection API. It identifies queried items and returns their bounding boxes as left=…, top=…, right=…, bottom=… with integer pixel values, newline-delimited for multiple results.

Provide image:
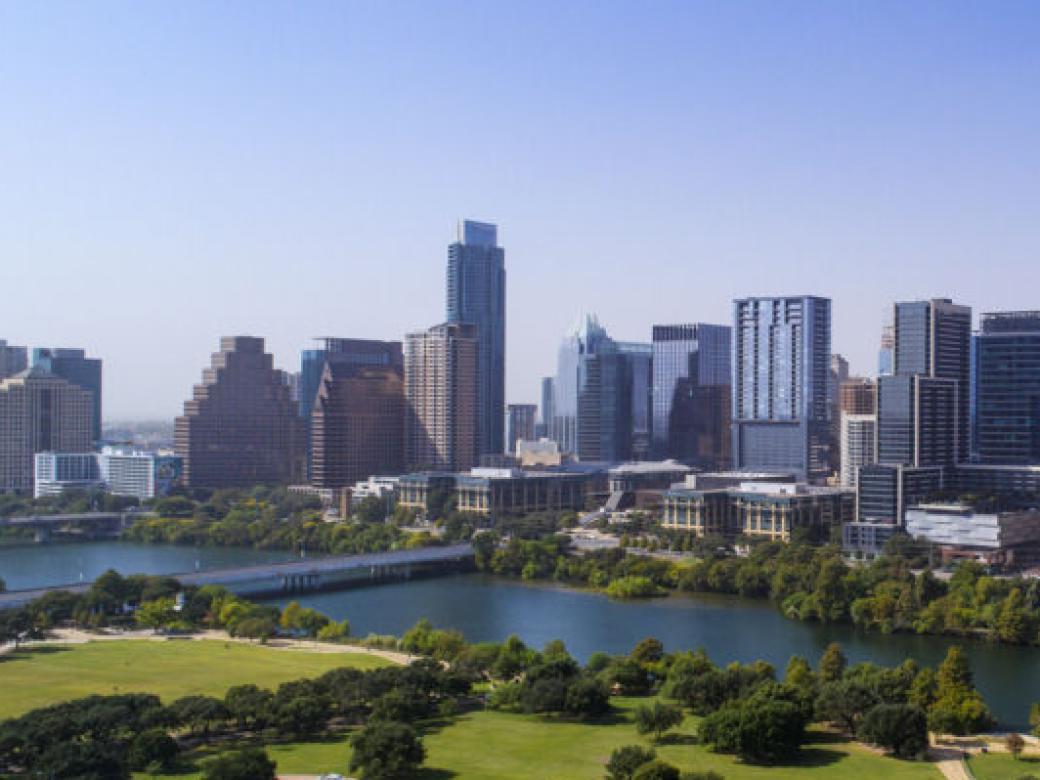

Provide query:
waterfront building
left=608, top=460, right=692, bottom=493
left=34, top=452, right=103, bottom=497
left=0, top=368, right=93, bottom=493
left=397, top=472, right=460, bottom=515
left=843, top=521, right=900, bottom=561
left=662, top=480, right=854, bottom=541
left=446, top=219, right=506, bottom=458
left=32, top=348, right=102, bottom=443
left=99, top=447, right=182, bottom=499
left=454, top=468, right=590, bottom=516
left=0, top=340, right=27, bottom=380
left=856, top=463, right=943, bottom=524
left=404, top=322, right=479, bottom=472
left=651, top=323, right=731, bottom=464
left=310, top=359, right=404, bottom=490
left=974, top=311, right=1040, bottom=465
left=174, top=337, right=304, bottom=488
left=731, top=296, right=832, bottom=482
left=506, top=404, right=537, bottom=454
left=905, top=503, right=1040, bottom=568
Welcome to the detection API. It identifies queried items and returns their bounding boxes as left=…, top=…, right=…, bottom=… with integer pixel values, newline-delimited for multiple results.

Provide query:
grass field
left=138, top=697, right=941, bottom=779
left=967, top=751, right=1040, bottom=779
left=0, top=640, right=390, bottom=719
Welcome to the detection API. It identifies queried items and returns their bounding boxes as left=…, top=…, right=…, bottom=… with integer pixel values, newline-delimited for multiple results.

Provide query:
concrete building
left=506, top=404, right=537, bottom=454
left=32, top=348, right=103, bottom=443
left=607, top=460, right=692, bottom=493
left=906, top=503, right=1040, bottom=567
left=516, top=438, right=565, bottom=467
left=454, top=468, right=590, bottom=516
left=731, top=296, right=832, bottom=482
left=840, top=414, right=877, bottom=488
left=175, top=337, right=304, bottom=488
left=447, top=220, right=506, bottom=458
left=0, top=340, right=27, bottom=380
left=662, top=480, right=854, bottom=541
left=310, top=358, right=404, bottom=490
left=99, top=447, right=182, bottom=499
left=0, top=368, right=93, bottom=493
left=404, top=322, right=479, bottom=472
left=828, top=354, right=849, bottom=473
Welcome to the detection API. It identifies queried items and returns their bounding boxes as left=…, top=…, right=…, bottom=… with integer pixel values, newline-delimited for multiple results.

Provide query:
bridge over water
left=0, top=511, right=149, bottom=542
left=0, top=543, right=475, bottom=610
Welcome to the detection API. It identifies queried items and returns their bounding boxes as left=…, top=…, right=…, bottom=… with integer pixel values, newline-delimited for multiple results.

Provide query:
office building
left=446, top=219, right=506, bottom=458
left=975, top=311, right=1040, bottom=465
left=32, top=348, right=102, bottom=442
left=840, top=414, right=876, bottom=488
left=0, top=368, right=93, bottom=493
left=731, top=296, right=832, bottom=482
left=876, top=374, right=958, bottom=467
left=536, top=377, right=554, bottom=439
left=662, top=480, right=854, bottom=541
left=856, top=463, right=943, bottom=524
left=893, top=298, right=972, bottom=462
left=0, top=340, right=27, bottom=380
left=550, top=315, right=608, bottom=454
left=310, top=359, right=404, bottom=490
left=506, top=404, right=537, bottom=453
left=175, top=337, right=304, bottom=488
left=34, top=452, right=103, bottom=497
left=99, top=447, right=182, bottom=499
left=651, top=323, right=731, bottom=463
left=454, top=468, right=591, bottom=516
left=840, top=378, right=876, bottom=416
left=404, top=322, right=479, bottom=472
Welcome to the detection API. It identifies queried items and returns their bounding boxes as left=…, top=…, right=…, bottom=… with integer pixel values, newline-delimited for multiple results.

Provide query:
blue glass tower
left=32, top=347, right=102, bottom=443
left=975, top=311, right=1040, bottom=464
left=446, top=220, right=506, bottom=456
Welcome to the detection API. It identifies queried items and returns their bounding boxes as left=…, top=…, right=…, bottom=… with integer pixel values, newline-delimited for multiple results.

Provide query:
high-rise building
left=446, top=220, right=506, bottom=458
left=828, top=354, right=850, bottom=473
left=651, top=324, right=731, bottom=461
left=404, top=322, right=479, bottom=471
left=175, top=337, right=304, bottom=488
left=878, top=324, right=895, bottom=376
left=506, top=404, right=537, bottom=453
left=537, top=377, right=555, bottom=439
left=551, top=315, right=609, bottom=455
left=0, top=340, right=27, bottom=380
left=310, top=359, right=404, bottom=490
left=877, top=375, right=958, bottom=467
left=893, top=298, right=972, bottom=462
left=839, top=379, right=876, bottom=489
left=32, top=348, right=102, bottom=443
left=975, top=311, right=1040, bottom=465
left=0, top=367, right=93, bottom=493
left=731, top=296, right=832, bottom=482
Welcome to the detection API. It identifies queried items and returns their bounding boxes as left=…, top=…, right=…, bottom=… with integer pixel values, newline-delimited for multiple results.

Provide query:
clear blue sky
left=2, top=1, right=1038, bottom=420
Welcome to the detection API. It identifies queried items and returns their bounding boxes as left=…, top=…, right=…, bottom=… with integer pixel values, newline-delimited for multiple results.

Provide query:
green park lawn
left=967, top=751, right=1040, bottom=779
left=0, top=639, right=390, bottom=719
left=139, top=697, right=942, bottom=780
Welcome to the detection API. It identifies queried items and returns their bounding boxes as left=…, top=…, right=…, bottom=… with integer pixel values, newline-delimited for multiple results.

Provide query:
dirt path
left=2, top=626, right=416, bottom=665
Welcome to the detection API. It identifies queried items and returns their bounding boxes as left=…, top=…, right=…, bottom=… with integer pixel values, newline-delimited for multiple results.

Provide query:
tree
left=632, top=760, right=681, bottom=780
left=699, top=685, right=809, bottom=763
left=1006, top=732, right=1026, bottom=760
left=564, top=676, right=611, bottom=718
left=1031, top=702, right=1040, bottom=737
left=350, top=721, right=426, bottom=779
left=202, top=747, right=276, bottom=780
left=317, top=619, right=351, bottom=642
left=858, top=704, right=928, bottom=759
left=631, top=637, right=665, bottom=666
left=814, top=680, right=879, bottom=734
left=224, top=684, right=273, bottom=730
left=605, top=745, right=656, bottom=780
left=634, top=701, right=684, bottom=742
left=928, top=646, right=994, bottom=736
left=35, top=741, right=129, bottom=780
left=232, top=616, right=278, bottom=642
left=168, top=695, right=229, bottom=737
left=136, top=597, right=177, bottom=632
left=128, top=729, right=180, bottom=772
left=819, top=642, right=847, bottom=682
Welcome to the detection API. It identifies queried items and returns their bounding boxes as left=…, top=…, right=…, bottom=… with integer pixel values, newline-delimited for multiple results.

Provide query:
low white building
left=33, top=447, right=183, bottom=500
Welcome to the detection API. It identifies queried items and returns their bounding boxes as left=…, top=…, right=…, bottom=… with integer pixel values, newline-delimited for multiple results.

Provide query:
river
left=1, top=542, right=1037, bottom=728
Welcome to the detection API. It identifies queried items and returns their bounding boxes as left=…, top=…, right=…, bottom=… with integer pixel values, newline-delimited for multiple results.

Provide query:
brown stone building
left=404, top=322, right=478, bottom=471
left=310, top=359, right=404, bottom=490
left=840, top=378, right=877, bottom=415
left=175, top=337, right=303, bottom=488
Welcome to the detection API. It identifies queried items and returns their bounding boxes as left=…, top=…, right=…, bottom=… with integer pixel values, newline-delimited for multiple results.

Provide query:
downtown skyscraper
left=731, top=296, right=831, bottom=482
left=446, top=220, right=505, bottom=456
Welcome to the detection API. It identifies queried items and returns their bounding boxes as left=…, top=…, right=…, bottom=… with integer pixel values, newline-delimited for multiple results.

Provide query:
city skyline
left=3, top=2, right=1039, bottom=420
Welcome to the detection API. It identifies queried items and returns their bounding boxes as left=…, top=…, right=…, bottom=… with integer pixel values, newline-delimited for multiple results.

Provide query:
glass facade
left=32, top=348, right=102, bottom=443
left=732, top=296, right=831, bottom=481
left=651, top=323, right=731, bottom=460
left=446, top=220, right=506, bottom=457
left=975, top=312, right=1040, bottom=464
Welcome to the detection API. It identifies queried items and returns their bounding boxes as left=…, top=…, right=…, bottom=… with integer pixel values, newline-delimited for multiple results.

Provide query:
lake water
left=2, top=542, right=1038, bottom=727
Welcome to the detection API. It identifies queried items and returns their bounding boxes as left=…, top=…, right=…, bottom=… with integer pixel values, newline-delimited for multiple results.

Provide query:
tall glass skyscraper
left=731, top=296, right=831, bottom=481
left=446, top=220, right=506, bottom=456
left=975, top=311, right=1040, bottom=464
left=651, top=324, right=731, bottom=462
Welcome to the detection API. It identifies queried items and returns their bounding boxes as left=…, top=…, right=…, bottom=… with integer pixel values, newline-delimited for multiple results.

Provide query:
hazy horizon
left=3, top=1, right=1038, bottom=420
